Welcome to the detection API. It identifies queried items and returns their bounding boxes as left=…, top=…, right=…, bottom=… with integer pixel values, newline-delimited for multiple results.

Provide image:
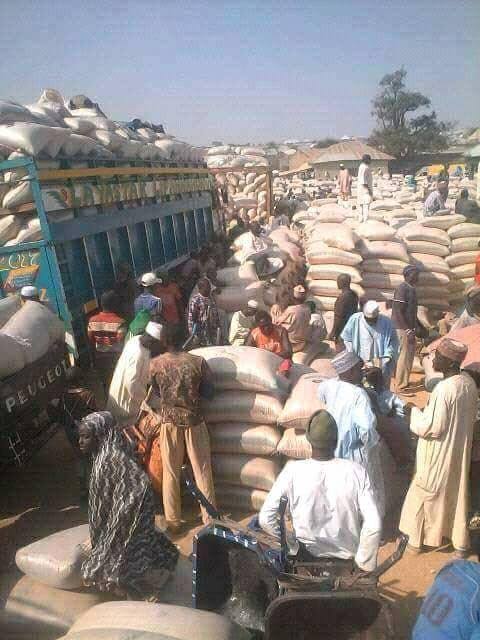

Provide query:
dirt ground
left=0, top=372, right=471, bottom=639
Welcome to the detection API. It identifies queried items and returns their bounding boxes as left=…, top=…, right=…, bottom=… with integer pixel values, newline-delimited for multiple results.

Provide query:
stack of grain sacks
left=304, top=208, right=364, bottom=311
left=446, top=221, right=480, bottom=304
left=192, top=346, right=286, bottom=510
left=215, top=169, right=268, bottom=223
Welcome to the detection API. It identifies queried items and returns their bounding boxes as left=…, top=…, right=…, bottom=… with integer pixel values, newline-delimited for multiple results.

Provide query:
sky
left=1, top=1, right=478, bottom=146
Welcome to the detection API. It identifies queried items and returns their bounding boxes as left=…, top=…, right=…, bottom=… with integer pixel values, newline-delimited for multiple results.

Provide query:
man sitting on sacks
left=340, top=299, right=398, bottom=387
left=273, top=285, right=312, bottom=353
left=259, top=409, right=382, bottom=572
left=246, top=310, right=293, bottom=374
left=241, top=222, right=272, bottom=272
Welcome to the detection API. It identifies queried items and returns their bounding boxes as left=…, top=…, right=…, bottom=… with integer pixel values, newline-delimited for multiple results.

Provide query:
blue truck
left=0, top=155, right=217, bottom=464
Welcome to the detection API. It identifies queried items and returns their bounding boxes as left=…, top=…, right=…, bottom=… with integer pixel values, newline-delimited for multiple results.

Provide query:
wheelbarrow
left=183, top=466, right=407, bottom=639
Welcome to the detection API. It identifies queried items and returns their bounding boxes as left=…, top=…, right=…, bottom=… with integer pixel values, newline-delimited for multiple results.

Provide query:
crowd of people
left=64, top=202, right=480, bottom=637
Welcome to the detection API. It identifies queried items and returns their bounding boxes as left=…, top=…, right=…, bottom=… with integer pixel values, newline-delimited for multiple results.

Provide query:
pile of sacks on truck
left=216, top=169, right=269, bottom=223
left=0, top=89, right=204, bottom=248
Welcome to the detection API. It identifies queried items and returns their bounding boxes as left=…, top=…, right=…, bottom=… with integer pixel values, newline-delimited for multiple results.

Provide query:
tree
left=369, top=68, right=450, bottom=159
left=313, top=137, right=339, bottom=149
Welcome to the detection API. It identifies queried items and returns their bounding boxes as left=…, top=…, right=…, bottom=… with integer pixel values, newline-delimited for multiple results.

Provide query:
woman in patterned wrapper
left=78, top=411, right=178, bottom=600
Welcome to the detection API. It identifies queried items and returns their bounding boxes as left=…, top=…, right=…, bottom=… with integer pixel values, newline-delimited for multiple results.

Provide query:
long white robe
left=399, top=372, right=478, bottom=550
left=106, top=336, right=151, bottom=425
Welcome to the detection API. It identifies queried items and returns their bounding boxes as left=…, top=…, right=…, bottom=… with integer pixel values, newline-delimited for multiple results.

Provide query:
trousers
left=396, top=329, right=415, bottom=389
left=159, top=420, right=216, bottom=527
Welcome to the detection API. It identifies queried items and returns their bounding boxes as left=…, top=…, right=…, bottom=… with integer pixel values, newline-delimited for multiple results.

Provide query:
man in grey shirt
left=392, top=265, right=419, bottom=392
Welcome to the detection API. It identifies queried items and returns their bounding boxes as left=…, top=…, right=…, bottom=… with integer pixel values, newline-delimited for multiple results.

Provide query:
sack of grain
left=307, top=280, right=364, bottom=298
left=3, top=179, right=34, bottom=209
left=309, top=223, right=357, bottom=252
left=404, top=240, right=450, bottom=257
left=4, top=575, right=105, bottom=637
left=358, top=239, right=410, bottom=263
left=411, top=253, right=450, bottom=274
left=216, top=262, right=258, bottom=286
left=361, top=273, right=404, bottom=289
left=309, top=358, right=337, bottom=378
left=211, top=454, right=281, bottom=492
left=357, top=220, right=396, bottom=241
left=216, top=484, right=268, bottom=511
left=278, top=373, right=327, bottom=430
left=362, top=288, right=394, bottom=302
left=306, top=243, right=362, bottom=267
left=446, top=251, right=478, bottom=268
left=0, top=100, right=33, bottom=125
left=191, top=346, right=288, bottom=396
left=277, top=429, right=312, bottom=459
left=201, top=391, right=283, bottom=425
left=370, top=201, right=398, bottom=211
left=452, top=264, right=476, bottom=279
left=361, top=258, right=408, bottom=275
left=15, top=524, right=89, bottom=590
left=307, top=295, right=337, bottom=311
left=0, top=294, right=21, bottom=328
left=3, top=301, right=64, bottom=364
left=398, top=223, right=450, bottom=247
left=420, top=214, right=466, bottom=230
left=64, top=602, right=250, bottom=640
left=0, top=332, right=28, bottom=379
left=451, top=237, right=480, bottom=253
left=214, top=281, right=265, bottom=312
left=209, top=423, right=281, bottom=455
left=307, top=264, right=362, bottom=283
left=0, top=214, right=22, bottom=244
left=448, top=222, right=480, bottom=239
left=418, top=271, right=450, bottom=286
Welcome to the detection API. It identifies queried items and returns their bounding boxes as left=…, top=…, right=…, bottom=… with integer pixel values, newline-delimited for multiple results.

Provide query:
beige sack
left=446, top=251, right=478, bottom=268
left=404, top=240, right=450, bottom=257
left=66, top=602, right=250, bottom=640
left=452, top=263, right=476, bottom=279
left=451, top=237, right=480, bottom=253
left=411, top=253, right=450, bottom=274
left=418, top=271, right=450, bottom=286
left=361, top=258, right=408, bottom=275
left=362, top=273, right=403, bottom=289
left=398, top=223, right=450, bottom=246
left=420, top=214, right=466, bottom=230
left=306, top=244, right=362, bottom=267
left=211, top=454, right=282, bottom=491
left=310, top=223, right=358, bottom=251
left=216, top=483, right=268, bottom=511
left=214, top=281, right=265, bottom=313
left=277, top=429, right=312, bottom=459
left=357, top=220, right=396, bottom=241
left=15, top=524, right=89, bottom=590
left=307, top=280, right=364, bottom=298
left=216, top=262, right=258, bottom=286
left=201, top=391, right=283, bottom=425
left=358, top=239, right=410, bottom=263
left=0, top=214, right=22, bottom=245
left=278, top=373, right=327, bottom=430
left=307, top=295, right=337, bottom=311
left=307, top=264, right=362, bottom=283
left=448, top=222, right=480, bottom=239
left=209, top=423, right=281, bottom=456
left=362, top=288, right=394, bottom=302
left=309, top=358, right=337, bottom=378
left=191, top=346, right=288, bottom=396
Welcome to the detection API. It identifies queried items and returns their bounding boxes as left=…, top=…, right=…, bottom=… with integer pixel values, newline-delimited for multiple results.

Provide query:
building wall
left=313, top=160, right=390, bottom=180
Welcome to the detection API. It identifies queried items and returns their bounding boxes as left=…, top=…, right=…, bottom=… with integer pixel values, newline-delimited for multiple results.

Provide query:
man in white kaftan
left=107, top=322, right=166, bottom=425
left=259, top=409, right=381, bottom=571
left=317, top=350, right=385, bottom=516
left=399, top=338, right=478, bottom=553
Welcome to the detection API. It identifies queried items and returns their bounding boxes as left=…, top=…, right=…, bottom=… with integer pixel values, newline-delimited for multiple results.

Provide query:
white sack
left=201, top=391, right=283, bottom=425
left=211, top=454, right=281, bottom=492
left=209, top=423, right=281, bottom=456
left=0, top=214, right=22, bottom=244
left=358, top=239, right=410, bottom=263
left=15, top=524, right=89, bottom=590
left=190, top=346, right=288, bottom=396
left=278, top=373, right=327, bottom=430
left=307, top=264, right=362, bottom=283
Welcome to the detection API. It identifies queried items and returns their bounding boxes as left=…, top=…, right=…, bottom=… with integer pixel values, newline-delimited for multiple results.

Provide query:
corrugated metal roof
left=311, top=141, right=394, bottom=163
left=466, top=144, right=480, bottom=158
